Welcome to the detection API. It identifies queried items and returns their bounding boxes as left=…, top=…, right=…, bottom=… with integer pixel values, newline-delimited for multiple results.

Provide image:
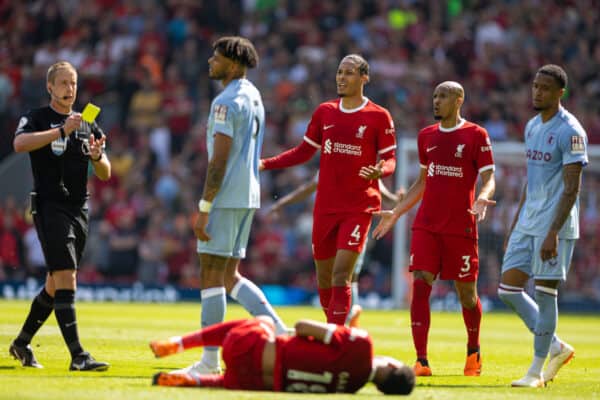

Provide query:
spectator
left=0, top=213, right=24, bottom=280
left=105, top=208, right=139, bottom=281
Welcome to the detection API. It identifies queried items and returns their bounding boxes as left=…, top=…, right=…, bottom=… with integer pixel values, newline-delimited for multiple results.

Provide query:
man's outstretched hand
left=371, top=210, right=397, bottom=239
left=468, top=198, right=496, bottom=221
left=359, top=160, right=384, bottom=180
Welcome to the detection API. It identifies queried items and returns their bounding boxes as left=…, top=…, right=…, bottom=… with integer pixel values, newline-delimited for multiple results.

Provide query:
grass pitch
left=1, top=300, right=599, bottom=400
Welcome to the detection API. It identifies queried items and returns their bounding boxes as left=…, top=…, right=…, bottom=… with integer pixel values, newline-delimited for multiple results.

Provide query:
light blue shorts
left=501, top=230, right=576, bottom=281
left=197, top=208, right=255, bottom=259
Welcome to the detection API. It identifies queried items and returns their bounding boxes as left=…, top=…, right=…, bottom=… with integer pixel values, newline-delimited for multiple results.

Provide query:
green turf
left=1, top=300, right=599, bottom=399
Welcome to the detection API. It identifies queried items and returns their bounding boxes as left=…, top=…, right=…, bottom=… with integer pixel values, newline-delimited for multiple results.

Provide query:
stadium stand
left=1, top=1, right=599, bottom=305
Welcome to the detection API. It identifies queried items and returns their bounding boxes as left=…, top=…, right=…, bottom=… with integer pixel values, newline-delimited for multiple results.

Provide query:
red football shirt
left=304, top=98, right=396, bottom=215
left=413, top=120, right=494, bottom=239
left=274, top=325, right=374, bottom=393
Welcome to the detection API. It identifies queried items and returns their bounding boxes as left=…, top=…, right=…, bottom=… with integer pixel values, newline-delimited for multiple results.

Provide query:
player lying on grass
left=150, top=316, right=415, bottom=395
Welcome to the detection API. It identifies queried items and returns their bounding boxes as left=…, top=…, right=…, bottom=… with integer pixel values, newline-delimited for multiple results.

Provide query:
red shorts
left=312, top=212, right=372, bottom=260
left=222, top=320, right=271, bottom=390
left=409, top=229, right=479, bottom=282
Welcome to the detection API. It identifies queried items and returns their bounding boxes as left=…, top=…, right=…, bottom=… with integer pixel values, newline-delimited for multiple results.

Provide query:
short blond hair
left=46, top=61, right=76, bottom=84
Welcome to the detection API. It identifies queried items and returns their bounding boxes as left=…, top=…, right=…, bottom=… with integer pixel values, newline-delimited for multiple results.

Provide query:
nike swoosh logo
left=458, top=273, right=471, bottom=278
left=323, top=124, right=335, bottom=130
left=50, top=123, right=62, bottom=128
left=71, top=361, right=86, bottom=370
left=65, top=321, right=77, bottom=327
left=426, top=146, right=437, bottom=152
left=332, top=311, right=347, bottom=315
left=347, top=241, right=360, bottom=246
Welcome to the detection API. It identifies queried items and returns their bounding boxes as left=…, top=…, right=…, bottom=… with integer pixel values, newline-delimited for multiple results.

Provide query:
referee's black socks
left=54, top=289, right=84, bottom=357
left=15, top=288, right=54, bottom=346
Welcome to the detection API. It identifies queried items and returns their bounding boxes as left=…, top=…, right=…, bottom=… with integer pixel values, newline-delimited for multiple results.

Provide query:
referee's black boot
left=69, top=351, right=109, bottom=371
left=9, top=341, right=43, bottom=368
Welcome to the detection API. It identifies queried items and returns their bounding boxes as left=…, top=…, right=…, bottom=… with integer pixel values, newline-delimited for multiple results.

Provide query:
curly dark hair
left=375, top=365, right=415, bottom=395
left=213, top=36, right=259, bottom=69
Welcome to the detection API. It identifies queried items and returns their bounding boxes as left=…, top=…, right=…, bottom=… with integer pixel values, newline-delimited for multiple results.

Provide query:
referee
left=9, top=61, right=110, bottom=371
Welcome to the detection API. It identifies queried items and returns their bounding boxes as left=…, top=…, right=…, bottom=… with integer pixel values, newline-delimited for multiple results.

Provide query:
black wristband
left=91, top=153, right=102, bottom=162
left=59, top=126, right=66, bottom=139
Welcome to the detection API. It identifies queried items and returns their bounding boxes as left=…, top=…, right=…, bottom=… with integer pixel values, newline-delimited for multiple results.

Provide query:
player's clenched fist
left=194, top=212, right=211, bottom=241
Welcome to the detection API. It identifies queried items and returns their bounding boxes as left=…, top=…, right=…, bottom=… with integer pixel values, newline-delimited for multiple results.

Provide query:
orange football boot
left=149, top=338, right=183, bottom=358
left=413, top=360, right=432, bottom=376
left=152, top=371, right=200, bottom=387
left=464, top=351, right=482, bottom=376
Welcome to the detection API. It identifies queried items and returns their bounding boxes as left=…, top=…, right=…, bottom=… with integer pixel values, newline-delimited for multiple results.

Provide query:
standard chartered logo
left=428, top=162, right=463, bottom=178
left=322, top=139, right=362, bottom=156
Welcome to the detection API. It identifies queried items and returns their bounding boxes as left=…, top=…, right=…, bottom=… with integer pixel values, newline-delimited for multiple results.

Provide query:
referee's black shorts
left=33, top=201, right=89, bottom=272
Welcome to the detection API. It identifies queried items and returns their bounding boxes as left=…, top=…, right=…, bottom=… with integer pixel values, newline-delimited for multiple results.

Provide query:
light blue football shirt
left=206, top=78, right=264, bottom=209
left=515, top=106, right=588, bottom=239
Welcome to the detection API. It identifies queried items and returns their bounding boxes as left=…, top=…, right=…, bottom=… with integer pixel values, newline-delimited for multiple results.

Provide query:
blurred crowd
left=0, top=0, right=599, bottom=302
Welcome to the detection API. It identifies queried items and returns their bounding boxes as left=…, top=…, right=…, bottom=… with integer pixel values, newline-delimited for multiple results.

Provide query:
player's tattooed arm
left=540, top=162, right=583, bottom=261
left=202, top=161, right=226, bottom=200
left=201, top=133, right=232, bottom=201
left=549, top=162, right=583, bottom=233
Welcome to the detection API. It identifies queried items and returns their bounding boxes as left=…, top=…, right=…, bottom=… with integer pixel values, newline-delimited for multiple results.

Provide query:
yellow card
left=81, top=103, right=101, bottom=123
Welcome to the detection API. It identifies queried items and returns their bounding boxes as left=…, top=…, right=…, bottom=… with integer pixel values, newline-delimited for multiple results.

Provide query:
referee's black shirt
left=15, top=106, right=104, bottom=205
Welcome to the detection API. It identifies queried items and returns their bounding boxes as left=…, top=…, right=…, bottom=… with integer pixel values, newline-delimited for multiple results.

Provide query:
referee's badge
left=16, top=117, right=27, bottom=133
left=51, top=136, right=68, bottom=155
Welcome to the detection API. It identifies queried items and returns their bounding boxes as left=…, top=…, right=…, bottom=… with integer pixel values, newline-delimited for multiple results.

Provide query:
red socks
left=318, top=287, right=332, bottom=317
left=181, top=319, right=247, bottom=349
left=462, top=297, right=482, bottom=351
left=326, top=285, right=352, bottom=325
left=411, top=279, right=432, bottom=359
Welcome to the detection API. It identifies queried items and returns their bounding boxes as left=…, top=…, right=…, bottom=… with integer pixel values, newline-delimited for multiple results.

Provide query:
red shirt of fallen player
left=414, top=119, right=494, bottom=239
left=273, top=324, right=374, bottom=393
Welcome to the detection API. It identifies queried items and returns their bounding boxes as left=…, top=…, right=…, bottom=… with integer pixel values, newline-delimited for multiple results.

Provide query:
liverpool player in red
left=260, top=54, right=396, bottom=325
left=150, top=316, right=415, bottom=395
left=372, top=81, right=496, bottom=377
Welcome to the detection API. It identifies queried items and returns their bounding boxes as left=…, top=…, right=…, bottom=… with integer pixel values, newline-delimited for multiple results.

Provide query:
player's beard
left=433, top=115, right=442, bottom=120
left=209, top=68, right=225, bottom=81
left=533, top=99, right=550, bottom=111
